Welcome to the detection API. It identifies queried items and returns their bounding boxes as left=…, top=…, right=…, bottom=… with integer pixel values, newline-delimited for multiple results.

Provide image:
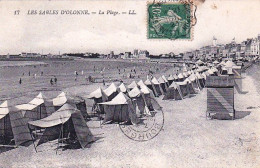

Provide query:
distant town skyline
left=0, top=0, right=260, bottom=55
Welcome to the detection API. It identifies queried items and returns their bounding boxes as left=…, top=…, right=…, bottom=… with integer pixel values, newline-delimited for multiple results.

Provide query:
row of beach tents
left=0, top=64, right=218, bottom=149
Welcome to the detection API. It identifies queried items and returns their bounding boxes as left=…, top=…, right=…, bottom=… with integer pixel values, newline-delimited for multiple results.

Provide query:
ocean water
left=246, top=62, right=260, bottom=93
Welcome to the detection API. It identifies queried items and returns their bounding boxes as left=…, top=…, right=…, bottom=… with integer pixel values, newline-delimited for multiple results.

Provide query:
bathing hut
left=144, top=78, right=158, bottom=97
left=151, top=77, right=163, bottom=96
left=205, top=76, right=235, bottom=120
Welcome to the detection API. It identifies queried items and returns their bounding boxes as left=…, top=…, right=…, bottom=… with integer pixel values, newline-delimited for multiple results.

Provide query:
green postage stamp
left=147, top=0, right=196, bottom=40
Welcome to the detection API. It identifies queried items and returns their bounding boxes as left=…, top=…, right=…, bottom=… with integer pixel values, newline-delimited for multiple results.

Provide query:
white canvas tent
left=158, top=76, right=167, bottom=94
left=53, top=92, right=88, bottom=119
left=28, top=103, right=95, bottom=150
left=99, top=92, right=139, bottom=124
left=163, top=82, right=183, bottom=100
left=0, top=101, right=31, bottom=146
left=152, top=77, right=163, bottom=96
left=15, top=92, right=55, bottom=121
left=144, top=78, right=159, bottom=97
left=86, top=87, right=108, bottom=115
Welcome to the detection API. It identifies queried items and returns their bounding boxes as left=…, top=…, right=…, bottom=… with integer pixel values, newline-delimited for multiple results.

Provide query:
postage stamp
left=147, top=0, right=196, bottom=40
left=119, top=110, right=164, bottom=141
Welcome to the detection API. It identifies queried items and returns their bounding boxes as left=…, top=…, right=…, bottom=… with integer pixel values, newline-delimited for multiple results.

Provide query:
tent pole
left=56, top=124, right=62, bottom=155
left=3, top=116, right=6, bottom=144
left=28, top=125, right=37, bottom=153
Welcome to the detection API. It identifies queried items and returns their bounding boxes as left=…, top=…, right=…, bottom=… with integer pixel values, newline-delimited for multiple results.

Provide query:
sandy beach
left=0, top=60, right=260, bottom=168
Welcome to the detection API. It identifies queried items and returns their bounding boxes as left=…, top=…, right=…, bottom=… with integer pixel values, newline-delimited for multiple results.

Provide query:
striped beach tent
left=158, top=76, right=167, bottom=94
left=118, top=83, right=128, bottom=93
left=128, top=81, right=138, bottom=90
left=104, top=83, right=118, bottom=101
left=28, top=103, right=95, bottom=150
left=163, top=82, right=183, bottom=100
left=0, top=101, right=31, bottom=146
left=86, top=87, right=108, bottom=114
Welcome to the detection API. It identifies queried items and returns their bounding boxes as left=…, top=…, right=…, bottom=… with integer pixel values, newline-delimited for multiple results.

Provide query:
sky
left=0, top=0, right=259, bottom=55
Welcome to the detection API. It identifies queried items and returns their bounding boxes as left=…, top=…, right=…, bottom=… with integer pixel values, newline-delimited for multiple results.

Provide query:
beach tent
left=128, top=81, right=138, bottom=90
left=196, top=60, right=204, bottom=66
left=176, top=81, right=189, bottom=97
left=188, top=74, right=200, bottom=92
left=151, top=77, right=163, bottom=96
left=177, top=73, right=184, bottom=81
left=173, top=74, right=178, bottom=81
left=167, top=75, right=175, bottom=85
left=128, top=87, right=148, bottom=117
left=86, top=87, right=108, bottom=114
left=162, top=75, right=169, bottom=87
left=28, top=103, right=95, bottom=150
left=104, top=83, right=118, bottom=101
left=184, top=78, right=196, bottom=94
left=144, top=78, right=159, bottom=97
left=158, top=76, right=168, bottom=94
left=99, top=92, right=139, bottom=124
left=118, top=83, right=128, bottom=93
left=163, top=82, right=183, bottom=100
left=196, top=72, right=205, bottom=88
left=0, top=101, right=31, bottom=146
left=53, top=92, right=88, bottom=119
left=15, top=92, right=55, bottom=122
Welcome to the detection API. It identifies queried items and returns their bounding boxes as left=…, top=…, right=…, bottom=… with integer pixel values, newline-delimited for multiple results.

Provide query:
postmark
left=147, top=0, right=197, bottom=40
left=119, top=110, right=164, bottom=141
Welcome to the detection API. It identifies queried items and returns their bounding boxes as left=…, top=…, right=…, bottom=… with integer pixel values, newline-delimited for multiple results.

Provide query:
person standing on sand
left=19, top=78, right=22, bottom=84
left=41, top=71, right=43, bottom=76
left=103, top=78, right=105, bottom=86
left=29, top=71, right=30, bottom=76
left=50, top=78, right=53, bottom=85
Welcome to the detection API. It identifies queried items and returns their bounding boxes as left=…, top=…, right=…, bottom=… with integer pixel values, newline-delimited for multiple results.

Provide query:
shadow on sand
left=211, top=111, right=251, bottom=120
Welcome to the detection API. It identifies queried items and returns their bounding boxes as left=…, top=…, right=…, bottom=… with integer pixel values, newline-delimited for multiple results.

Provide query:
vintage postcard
left=0, top=0, right=260, bottom=167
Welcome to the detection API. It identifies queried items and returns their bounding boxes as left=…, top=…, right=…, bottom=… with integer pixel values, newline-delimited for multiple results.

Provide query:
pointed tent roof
left=187, top=71, right=192, bottom=75
left=188, top=74, right=197, bottom=82
left=144, top=78, right=152, bottom=85
left=184, top=78, right=192, bottom=83
left=0, top=101, right=9, bottom=119
left=104, top=83, right=118, bottom=96
left=128, top=81, right=138, bottom=89
left=158, top=76, right=166, bottom=84
left=207, top=69, right=214, bottom=75
left=169, top=81, right=178, bottom=89
left=128, top=86, right=142, bottom=98
left=196, top=60, right=204, bottom=65
left=99, top=92, right=130, bottom=105
left=173, top=74, right=178, bottom=80
left=151, top=77, right=160, bottom=85
left=28, top=103, right=77, bottom=128
left=137, top=80, right=146, bottom=87
left=213, top=60, right=219, bottom=64
left=162, top=75, right=168, bottom=83
left=86, top=87, right=106, bottom=99
left=224, top=60, right=236, bottom=68
left=168, top=75, right=174, bottom=81
left=178, top=73, right=184, bottom=79
left=53, top=92, right=67, bottom=106
left=119, top=83, right=128, bottom=93
left=183, top=72, right=188, bottom=78
left=16, top=92, right=45, bottom=110
left=139, top=84, right=151, bottom=94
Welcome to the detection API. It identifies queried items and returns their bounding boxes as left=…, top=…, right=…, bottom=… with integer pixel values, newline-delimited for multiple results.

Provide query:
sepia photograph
left=0, top=0, right=259, bottom=167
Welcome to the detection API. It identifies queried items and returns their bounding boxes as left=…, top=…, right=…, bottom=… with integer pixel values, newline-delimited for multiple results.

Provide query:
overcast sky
left=0, top=0, right=259, bottom=55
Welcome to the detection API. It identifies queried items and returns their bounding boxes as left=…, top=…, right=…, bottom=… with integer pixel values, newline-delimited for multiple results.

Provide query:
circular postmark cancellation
left=119, top=110, right=164, bottom=141
left=147, top=0, right=197, bottom=40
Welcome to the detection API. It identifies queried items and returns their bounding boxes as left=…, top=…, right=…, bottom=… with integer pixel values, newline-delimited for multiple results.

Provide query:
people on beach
left=19, top=78, right=22, bottom=84
left=29, top=71, right=30, bottom=76
left=50, top=78, right=53, bottom=85
left=41, top=71, right=43, bottom=76
left=103, top=78, right=105, bottom=86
